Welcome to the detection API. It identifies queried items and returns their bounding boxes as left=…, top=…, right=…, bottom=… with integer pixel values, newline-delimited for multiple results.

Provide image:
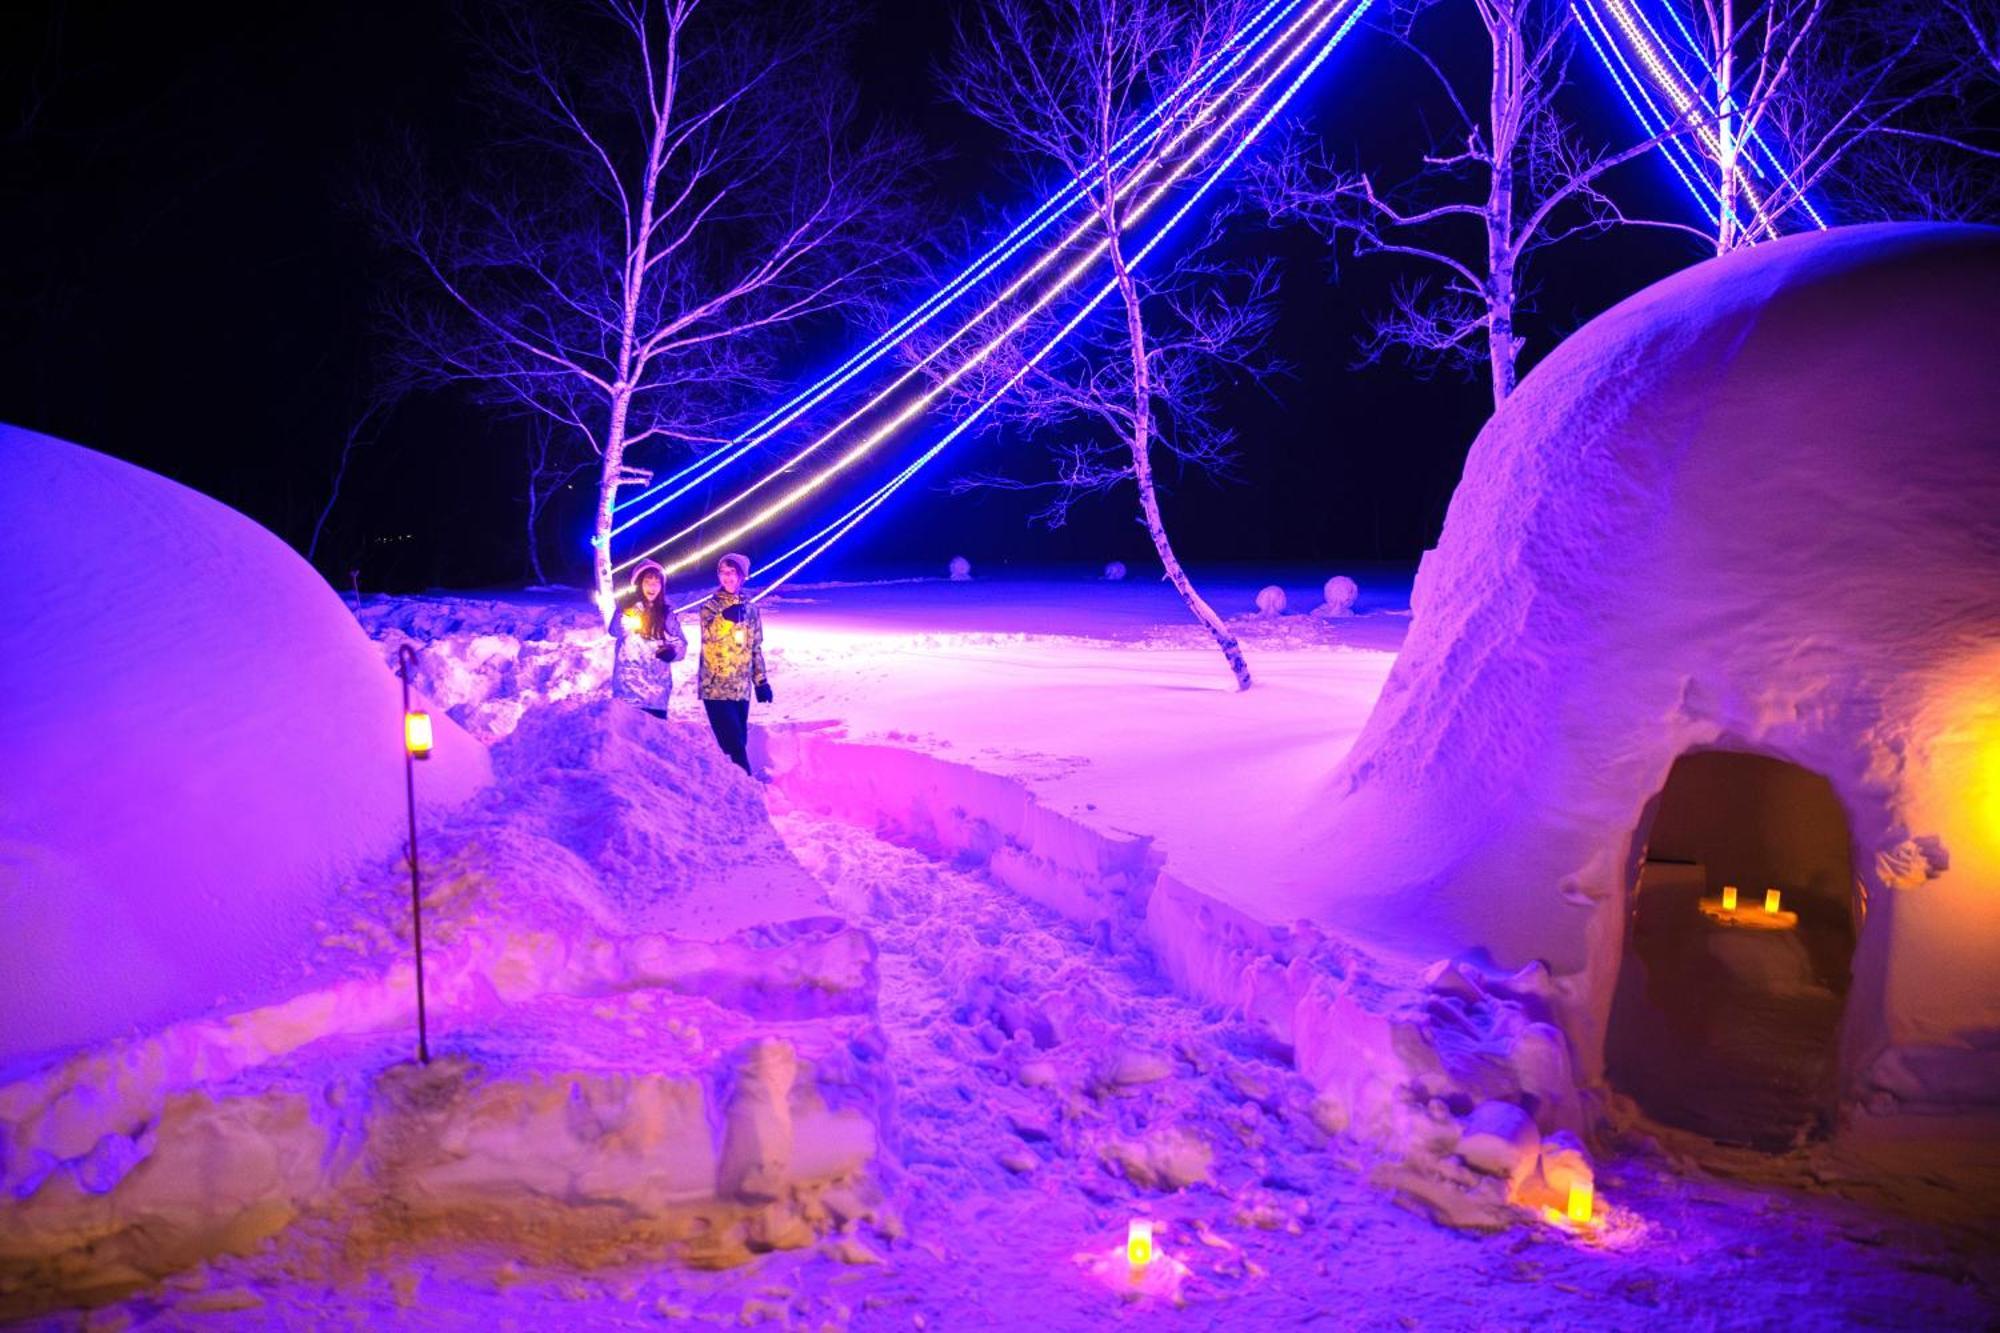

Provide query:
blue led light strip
left=1576, top=0, right=1720, bottom=223
left=610, top=0, right=1342, bottom=579
left=1636, top=0, right=1829, bottom=229
left=750, top=0, right=1377, bottom=601
left=1574, top=0, right=1720, bottom=224
left=1577, top=0, right=1824, bottom=241
left=601, top=0, right=1309, bottom=532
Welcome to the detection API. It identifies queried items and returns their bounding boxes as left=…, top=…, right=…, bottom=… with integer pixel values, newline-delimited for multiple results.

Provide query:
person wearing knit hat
left=609, top=558, right=686, bottom=717
left=698, top=552, right=771, bottom=774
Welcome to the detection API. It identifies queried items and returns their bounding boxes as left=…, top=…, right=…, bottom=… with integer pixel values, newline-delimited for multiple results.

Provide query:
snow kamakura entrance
left=1608, top=750, right=1858, bottom=1148
left=1267, top=222, right=2000, bottom=1140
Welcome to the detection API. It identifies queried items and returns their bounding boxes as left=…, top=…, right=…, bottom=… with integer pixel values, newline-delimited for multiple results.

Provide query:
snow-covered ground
left=6, top=573, right=1993, bottom=1327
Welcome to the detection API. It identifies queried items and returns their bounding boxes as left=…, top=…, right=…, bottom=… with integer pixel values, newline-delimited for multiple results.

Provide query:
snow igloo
left=1275, top=224, right=2000, bottom=1146
left=0, top=427, right=490, bottom=1066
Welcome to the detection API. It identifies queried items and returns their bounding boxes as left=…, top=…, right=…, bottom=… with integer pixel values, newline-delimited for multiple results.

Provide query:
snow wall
left=1270, top=224, right=2000, bottom=1126
left=0, top=427, right=490, bottom=1067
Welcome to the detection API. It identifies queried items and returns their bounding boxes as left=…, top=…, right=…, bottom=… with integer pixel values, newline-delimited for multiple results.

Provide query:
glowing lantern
left=1721, top=885, right=1738, bottom=911
left=1764, top=889, right=1781, bottom=914
left=404, top=710, right=434, bottom=760
left=1126, top=1219, right=1154, bottom=1271
left=622, top=605, right=642, bottom=633
left=1566, top=1180, right=1594, bottom=1224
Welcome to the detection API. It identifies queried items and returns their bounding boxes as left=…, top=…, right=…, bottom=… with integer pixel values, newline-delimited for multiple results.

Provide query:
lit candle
left=1722, top=886, right=1738, bottom=911
left=1566, top=1180, right=1594, bottom=1224
left=404, top=711, right=434, bottom=760
left=1764, top=889, right=1781, bottom=914
left=1127, top=1219, right=1153, bottom=1271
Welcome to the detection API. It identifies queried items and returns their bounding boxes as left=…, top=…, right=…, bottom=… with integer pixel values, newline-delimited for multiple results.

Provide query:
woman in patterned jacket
left=697, top=552, right=771, bottom=774
left=610, top=559, right=687, bottom=718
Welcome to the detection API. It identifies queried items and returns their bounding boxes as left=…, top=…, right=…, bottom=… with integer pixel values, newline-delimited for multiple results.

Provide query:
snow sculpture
left=1253, top=585, right=1285, bottom=617
left=1315, top=575, right=1358, bottom=618
left=1269, top=225, right=2000, bottom=1130
left=948, top=555, right=972, bottom=581
left=1103, top=561, right=1127, bottom=581
left=0, top=427, right=490, bottom=1062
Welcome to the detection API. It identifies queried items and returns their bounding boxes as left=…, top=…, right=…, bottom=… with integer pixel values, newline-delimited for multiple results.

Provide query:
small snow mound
left=0, top=427, right=489, bottom=1064
left=1252, top=585, right=1286, bottom=617
left=1314, top=575, right=1358, bottom=618
left=492, top=697, right=824, bottom=938
left=947, top=556, right=971, bottom=581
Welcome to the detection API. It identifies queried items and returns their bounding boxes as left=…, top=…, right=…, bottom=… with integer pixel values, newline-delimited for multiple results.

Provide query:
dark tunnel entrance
left=1606, top=750, right=1858, bottom=1149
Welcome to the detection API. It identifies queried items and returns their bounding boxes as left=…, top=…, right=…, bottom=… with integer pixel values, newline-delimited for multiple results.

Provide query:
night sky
left=2, top=0, right=1710, bottom=590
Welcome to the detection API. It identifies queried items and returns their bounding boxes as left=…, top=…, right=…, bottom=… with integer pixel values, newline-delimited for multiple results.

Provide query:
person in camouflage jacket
left=697, top=552, right=771, bottom=773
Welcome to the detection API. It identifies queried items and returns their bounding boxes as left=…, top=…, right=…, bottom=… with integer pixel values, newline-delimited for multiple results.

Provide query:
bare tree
left=1654, top=0, right=1998, bottom=249
left=306, top=394, right=396, bottom=566
left=944, top=0, right=1289, bottom=690
left=520, top=415, right=591, bottom=586
left=1253, top=0, right=1703, bottom=409
left=371, top=0, right=920, bottom=610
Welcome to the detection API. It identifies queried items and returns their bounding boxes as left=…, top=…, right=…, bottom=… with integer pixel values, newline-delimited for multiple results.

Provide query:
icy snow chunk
left=948, top=556, right=972, bottom=581
left=1532, top=1130, right=1593, bottom=1201
left=1101, top=1046, right=1175, bottom=1088
left=1103, top=560, right=1127, bottom=581
left=1455, top=1100, right=1540, bottom=1187
left=1102, top=1126, right=1212, bottom=1190
left=1253, top=585, right=1286, bottom=617
left=719, top=1039, right=798, bottom=1203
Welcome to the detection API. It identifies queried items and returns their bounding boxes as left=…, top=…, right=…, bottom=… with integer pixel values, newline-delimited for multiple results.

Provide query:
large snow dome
left=0, top=427, right=490, bottom=1065
left=1274, top=224, right=2000, bottom=1127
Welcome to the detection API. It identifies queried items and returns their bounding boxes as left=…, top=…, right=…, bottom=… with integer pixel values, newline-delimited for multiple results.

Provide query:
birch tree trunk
left=524, top=501, right=549, bottom=586
left=594, top=391, right=634, bottom=608
left=1485, top=0, right=1525, bottom=408
left=1716, top=0, right=1739, bottom=252
left=1105, top=209, right=1253, bottom=691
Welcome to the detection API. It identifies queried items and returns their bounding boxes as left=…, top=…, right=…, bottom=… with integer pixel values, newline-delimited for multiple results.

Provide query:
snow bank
left=0, top=428, right=490, bottom=1067
left=1266, top=224, right=2000, bottom=1127
left=1, top=698, right=882, bottom=1314
left=358, top=595, right=610, bottom=740
left=765, top=726, right=1598, bottom=1226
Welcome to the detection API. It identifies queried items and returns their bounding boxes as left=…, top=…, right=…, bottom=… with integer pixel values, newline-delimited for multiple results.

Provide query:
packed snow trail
left=62, top=804, right=1991, bottom=1330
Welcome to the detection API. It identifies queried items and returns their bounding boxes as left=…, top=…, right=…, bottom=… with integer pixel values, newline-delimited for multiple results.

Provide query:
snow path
left=61, top=808, right=1991, bottom=1330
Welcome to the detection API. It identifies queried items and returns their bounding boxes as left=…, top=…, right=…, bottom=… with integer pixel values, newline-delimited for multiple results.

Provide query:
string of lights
left=1634, top=0, right=1828, bottom=230
left=637, top=0, right=1828, bottom=611
left=1575, top=0, right=1827, bottom=242
left=612, top=0, right=1347, bottom=582
left=1574, top=1, right=1722, bottom=225
left=600, top=0, right=1311, bottom=538
left=746, top=0, right=1379, bottom=603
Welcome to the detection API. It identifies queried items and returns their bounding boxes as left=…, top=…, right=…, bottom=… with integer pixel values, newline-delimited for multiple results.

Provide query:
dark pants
left=703, top=698, right=752, bottom=773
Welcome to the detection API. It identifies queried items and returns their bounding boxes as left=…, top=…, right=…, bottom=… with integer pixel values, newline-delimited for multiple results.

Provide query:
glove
left=754, top=681, right=773, bottom=704
left=721, top=604, right=748, bottom=624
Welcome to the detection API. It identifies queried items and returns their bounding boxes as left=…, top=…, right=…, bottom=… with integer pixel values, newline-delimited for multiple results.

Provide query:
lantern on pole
left=396, top=643, right=432, bottom=1065
left=404, top=709, right=433, bottom=760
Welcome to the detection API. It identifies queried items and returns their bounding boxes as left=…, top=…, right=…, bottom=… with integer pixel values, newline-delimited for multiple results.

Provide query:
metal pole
left=397, top=644, right=431, bottom=1065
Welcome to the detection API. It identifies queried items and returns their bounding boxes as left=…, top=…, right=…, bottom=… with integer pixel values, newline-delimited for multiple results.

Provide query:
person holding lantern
left=698, top=551, right=772, bottom=775
left=611, top=558, right=687, bottom=718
